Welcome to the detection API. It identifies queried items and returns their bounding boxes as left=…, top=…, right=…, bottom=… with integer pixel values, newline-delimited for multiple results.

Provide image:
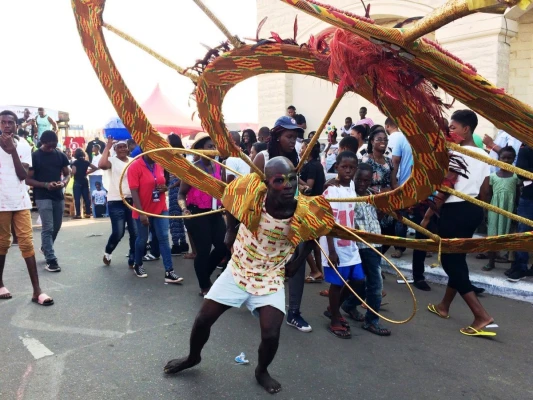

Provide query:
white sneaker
left=143, top=252, right=160, bottom=262
left=103, top=253, right=112, bottom=266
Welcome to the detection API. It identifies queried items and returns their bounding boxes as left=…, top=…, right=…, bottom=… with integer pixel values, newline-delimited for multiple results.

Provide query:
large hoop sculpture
left=71, top=0, right=533, bottom=323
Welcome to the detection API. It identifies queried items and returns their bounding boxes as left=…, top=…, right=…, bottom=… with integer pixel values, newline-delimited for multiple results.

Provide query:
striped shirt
left=354, top=189, right=381, bottom=249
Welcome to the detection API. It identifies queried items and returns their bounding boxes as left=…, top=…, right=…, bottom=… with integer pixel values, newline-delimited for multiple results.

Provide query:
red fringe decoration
left=308, top=28, right=449, bottom=134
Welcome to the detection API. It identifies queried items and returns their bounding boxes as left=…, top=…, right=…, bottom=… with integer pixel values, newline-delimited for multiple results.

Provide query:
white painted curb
left=382, top=259, right=533, bottom=304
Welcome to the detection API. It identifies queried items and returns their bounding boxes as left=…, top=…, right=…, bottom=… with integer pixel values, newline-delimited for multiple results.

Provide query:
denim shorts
left=324, top=263, right=365, bottom=286
left=205, top=268, right=286, bottom=317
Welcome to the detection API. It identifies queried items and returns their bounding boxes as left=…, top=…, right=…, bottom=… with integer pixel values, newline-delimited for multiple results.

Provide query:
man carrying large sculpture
left=164, top=157, right=334, bottom=394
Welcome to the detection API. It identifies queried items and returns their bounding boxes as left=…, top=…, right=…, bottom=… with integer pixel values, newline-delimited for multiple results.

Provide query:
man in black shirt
left=26, top=131, right=71, bottom=272
left=287, top=105, right=306, bottom=130
left=508, top=145, right=533, bottom=281
left=85, top=136, right=105, bottom=162
left=299, top=140, right=325, bottom=196
left=287, top=105, right=307, bottom=154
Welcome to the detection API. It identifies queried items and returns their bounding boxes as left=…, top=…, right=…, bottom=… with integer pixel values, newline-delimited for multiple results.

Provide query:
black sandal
left=323, top=308, right=351, bottom=327
left=362, top=323, right=391, bottom=336
left=328, top=324, right=351, bottom=339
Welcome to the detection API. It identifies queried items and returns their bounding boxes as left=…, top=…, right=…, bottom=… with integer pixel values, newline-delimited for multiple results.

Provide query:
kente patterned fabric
left=221, top=173, right=335, bottom=246
left=229, top=212, right=293, bottom=296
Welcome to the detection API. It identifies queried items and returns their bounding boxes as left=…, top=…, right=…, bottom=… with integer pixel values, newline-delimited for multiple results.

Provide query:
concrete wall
left=436, top=13, right=519, bottom=136
left=256, top=0, right=440, bottom=132
left=509, top=12, right=533, bottom=111
left=256, top=0, right=533, bottom=137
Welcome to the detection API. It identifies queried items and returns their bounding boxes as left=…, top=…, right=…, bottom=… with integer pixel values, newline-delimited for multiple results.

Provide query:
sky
left=0, top=0, right=258, bottom=129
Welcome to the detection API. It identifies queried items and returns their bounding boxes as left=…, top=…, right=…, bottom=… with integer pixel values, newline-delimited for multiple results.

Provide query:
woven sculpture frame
left=71, top=0, right=533, bottom=253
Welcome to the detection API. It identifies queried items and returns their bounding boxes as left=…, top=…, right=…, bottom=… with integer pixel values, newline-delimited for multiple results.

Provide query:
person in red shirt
left=128, top=152, right=183, bottom=284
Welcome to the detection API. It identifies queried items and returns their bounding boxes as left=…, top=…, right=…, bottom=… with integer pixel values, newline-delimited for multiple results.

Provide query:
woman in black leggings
left=179, top=134, right=228, bottom=296
left=425, top=110, right=495, bottom=336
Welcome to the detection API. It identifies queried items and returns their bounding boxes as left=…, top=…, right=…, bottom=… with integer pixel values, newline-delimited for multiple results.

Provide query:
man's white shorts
left=205, top=267, right=286, bottom=317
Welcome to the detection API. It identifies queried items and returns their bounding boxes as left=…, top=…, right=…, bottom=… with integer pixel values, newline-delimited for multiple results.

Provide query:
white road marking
left=11, top=306, right=125, bottom=339
left=19, top=336, right=54, bottom=360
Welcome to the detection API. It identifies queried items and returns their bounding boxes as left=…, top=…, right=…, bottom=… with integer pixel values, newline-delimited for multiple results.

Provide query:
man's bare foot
left=164, top=356, right=201, bottom=374
left=255, top=367, right=282, bottom=394
left=0, top=286, right=12, bottom=299
left=469, top=317, right=495, bottom=332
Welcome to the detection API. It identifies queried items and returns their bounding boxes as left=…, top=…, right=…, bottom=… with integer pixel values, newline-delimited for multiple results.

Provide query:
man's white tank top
left=36, top=115, right=52, bottom=138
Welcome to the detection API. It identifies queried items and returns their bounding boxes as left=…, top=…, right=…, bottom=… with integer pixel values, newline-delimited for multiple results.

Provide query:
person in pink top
left=128, top=151, right=183, bottom=284
left=355, top=106, right=374, bottom=127
left=178, top=134, right=228, bottom=296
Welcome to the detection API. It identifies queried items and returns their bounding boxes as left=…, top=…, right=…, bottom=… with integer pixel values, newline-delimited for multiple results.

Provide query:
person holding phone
left=0, top=110, right=54, bottom=305
left=26, top=130, right=70, bottom=273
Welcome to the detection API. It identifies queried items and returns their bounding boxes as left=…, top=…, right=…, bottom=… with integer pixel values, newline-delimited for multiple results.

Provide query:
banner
left=0, top=105, right=59, bottom=121
left=64, top=136, right=86, bottom=151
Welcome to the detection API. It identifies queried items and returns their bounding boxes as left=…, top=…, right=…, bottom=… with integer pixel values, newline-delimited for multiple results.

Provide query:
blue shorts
left=324, top=263, right=365, bottom=286
left=205, top=267, right=286, bottom=317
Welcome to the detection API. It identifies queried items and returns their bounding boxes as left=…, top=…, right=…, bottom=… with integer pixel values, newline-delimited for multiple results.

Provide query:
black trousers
left=184, top=206, right=228, bottom=290
left=411, top=210, right=438, bottom=282
left=438, top=201, right=484, bottom=295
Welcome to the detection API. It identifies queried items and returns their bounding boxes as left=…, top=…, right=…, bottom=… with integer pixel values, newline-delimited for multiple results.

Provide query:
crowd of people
left=1, top=104, right=532, bottom=392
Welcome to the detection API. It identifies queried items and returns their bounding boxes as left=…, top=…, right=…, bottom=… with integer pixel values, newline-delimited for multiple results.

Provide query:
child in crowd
left=341, top=163, right=391, bottom=336
left=320, top=151, right=365, bottom=339
left=299, top=139, right=308, bottom=160
left=92, top=181, right=108, bottom=218
left=324, top=136, right=360, bottom=182
left=483, top=146, right=520, bottom=271
left=324, top=125, right=339, bottom=172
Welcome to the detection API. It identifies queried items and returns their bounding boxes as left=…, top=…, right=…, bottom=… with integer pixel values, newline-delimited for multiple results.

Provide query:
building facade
left=256, top=0, right=533, bottom=137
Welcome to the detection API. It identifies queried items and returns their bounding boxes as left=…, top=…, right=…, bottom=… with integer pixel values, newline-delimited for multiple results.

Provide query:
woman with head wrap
left=99, top=137, right=137, bottom=268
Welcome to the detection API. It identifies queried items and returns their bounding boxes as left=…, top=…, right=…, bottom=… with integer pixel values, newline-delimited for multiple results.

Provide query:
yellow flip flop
left=427, top=303, right=449, bottom=319
left=460, top=326, right=497, bottom=337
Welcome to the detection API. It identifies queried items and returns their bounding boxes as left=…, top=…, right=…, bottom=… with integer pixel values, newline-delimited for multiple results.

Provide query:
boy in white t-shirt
left=320, top=151, right=364, bottom=339
left=92, top=181, right=108, bottom=218
left=0, top=110, right=53, bottom=305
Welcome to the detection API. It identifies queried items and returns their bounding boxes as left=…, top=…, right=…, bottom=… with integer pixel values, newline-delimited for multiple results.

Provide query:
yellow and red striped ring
left=318, top=223, right=417, bottom=324
left=118, top=147, right=243, bottom=219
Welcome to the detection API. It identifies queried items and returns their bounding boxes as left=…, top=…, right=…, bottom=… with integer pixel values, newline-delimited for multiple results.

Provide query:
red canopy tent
left=141, top=84, right=202, bottom=137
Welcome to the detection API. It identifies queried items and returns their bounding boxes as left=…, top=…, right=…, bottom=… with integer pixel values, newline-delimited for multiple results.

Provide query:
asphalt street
left=0, top=216, right=532, bottom=400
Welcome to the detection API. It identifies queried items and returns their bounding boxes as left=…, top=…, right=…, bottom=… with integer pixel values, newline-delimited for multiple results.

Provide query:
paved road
left=1, top=217, right=532, bottom=400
